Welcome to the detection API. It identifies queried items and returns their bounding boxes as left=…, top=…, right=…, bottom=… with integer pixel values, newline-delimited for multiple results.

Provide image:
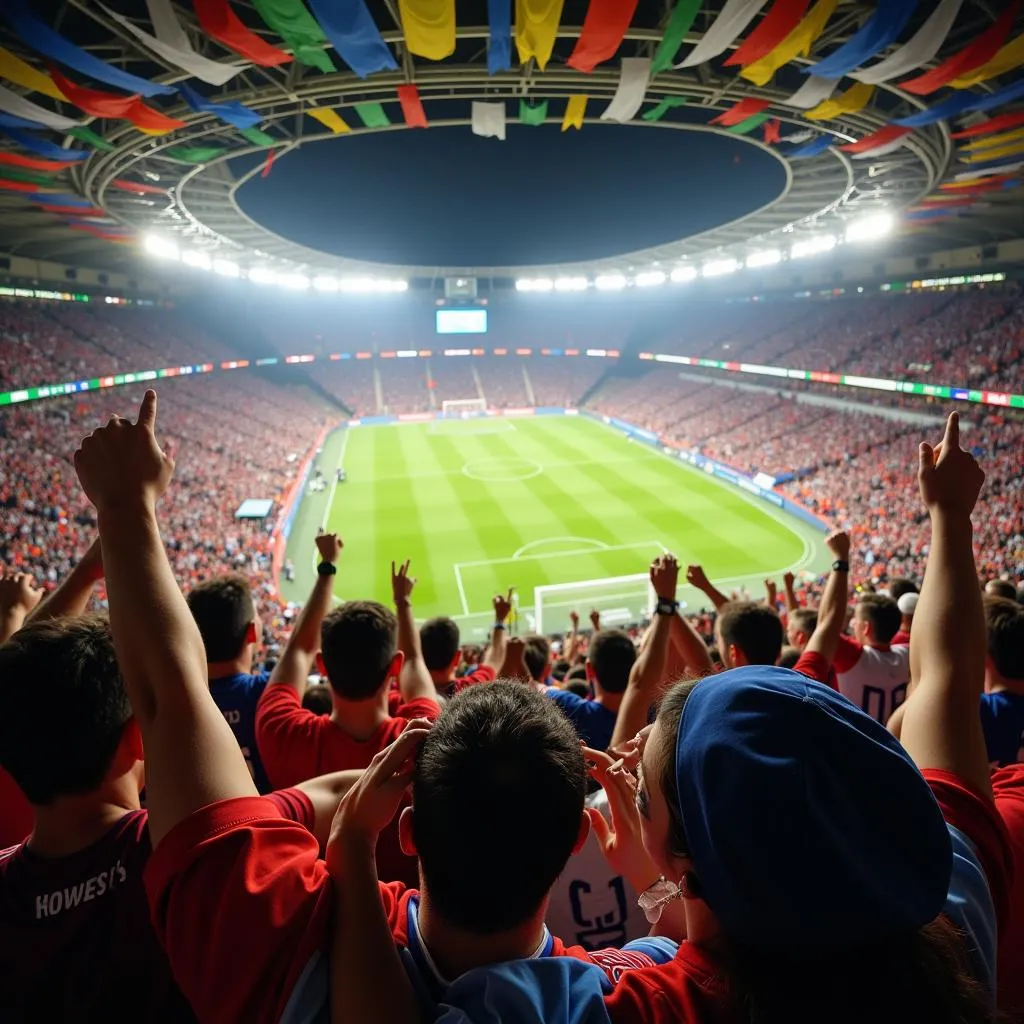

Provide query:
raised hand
left=391, top=559, right=416, bottom=607
left=569, top=610, right=580, bottom=630
left=650, top=553, right=679, bottom=602
left=764, top=578, right=777, bottom=605
left=493, top=588, right=514, bottom=623
left=589, top=609, right=601, bottom=631
left=315, top=529, right=343, bottom=564
left=73, top=390, right=174, bottom=513
left=0, top=573, right=43, bottom=616
left=918, top=412, right=985, bottom=519
left=685, top=564, right=709, bottom=591
left=783, top=571, right=795, bottom=590
left=825, top=530, right=851, bottom=562
left=499, top=636, right=529, bottom=681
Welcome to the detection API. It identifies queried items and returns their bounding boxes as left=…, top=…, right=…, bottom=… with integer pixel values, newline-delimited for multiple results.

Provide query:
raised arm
left=0, top=573, right=42, bottom=643
left=764, top=578, right=777, bottom=610
left=685, top=564, right=728, bottom=610
left=783, top=571, right=800, bottom=614
left=268, top=530, right=342, bottom=697
left=498, top=635, right=530, bottom=682
left=610, top=555, right=679, bottom=750
left=73, top=391, right=256, bottom=845
left=668, top=611, right=714, bottom=679
left=899, top=412, right=991, bottom=799
left=589, top=608, right=601, bottom=634
left=482, top=589, right=512, bottom=672
left=25, top=539, right=103, bottom=625
left=564, top=609, right=581, bottom=663
left=392, top=559, right=438, bottom=705
left=290, top=769, right=364, bottom=849
left=803, top=531, right=850, bottom=665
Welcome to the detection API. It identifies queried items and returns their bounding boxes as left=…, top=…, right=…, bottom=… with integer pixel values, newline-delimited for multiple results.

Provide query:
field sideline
left=281, top=415, right=831, bottom=639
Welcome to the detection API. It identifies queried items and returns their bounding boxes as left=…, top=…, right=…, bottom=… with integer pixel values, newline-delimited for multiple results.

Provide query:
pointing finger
left=137, top=390, right=158, bottom=430
left=942, top=411, right=959, bottom=453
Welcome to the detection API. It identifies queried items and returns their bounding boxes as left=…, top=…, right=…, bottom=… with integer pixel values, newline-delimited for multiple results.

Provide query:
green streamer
left=642, top=95, right=688, bottom=122
left=0, top=166, right=61, bottom=185
left=165, top=145, right=226, bottom=163
left=652, top=0, right=702, bottom=74
left=727, top=112, right=772, bottom=135
left=250, top=0, right=335, bottom=73
left=518, top=99, right=548, bottom=126
left=354, top=102, right=390, bottom=128
left=67, top=126, right=115, bottom=151
left=239, top=126, right=278, bottom=146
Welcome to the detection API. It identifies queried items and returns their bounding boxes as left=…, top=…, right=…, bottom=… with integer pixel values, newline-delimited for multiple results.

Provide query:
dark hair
left=778, top=646, right=802, bottom=670
left=588, top=629, right=636, bottom=694
left=186, top=574, right=254, bottom=662
left=788, top=608, right=818, bottom=640
left=420, top=617, right=460, bottom=673
left=654, top=680, right=697, bottom=860
left=301, top=683, right=333, bottom=715
left=552, top=659, right=571, bottom=681
left=523, top=634, right=551, bottom=682
left=985, top=579, right=1018, bottom=601
left=718, top=602, right=784, bottom=665
left=984, top=596, right=1024, bottom=681
left=0, top=616, right=131, bottom=804
left=888, top=578, right=919, bottom=603
left=565, top=679, right=590, bottom=698
left=856, top=594, right=901, bottom=645
left=320, top=601, right=397, bottom=700
left=412, top=683, right=585, bottom=933
left=565, top=664, right=588, bottom=682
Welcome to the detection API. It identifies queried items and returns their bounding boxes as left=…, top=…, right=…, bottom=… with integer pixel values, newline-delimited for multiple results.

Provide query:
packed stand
left=526, top=356, right=609, bottom=408
left=378, top=359, right=432, bottom=413
left=314, top=360, right=381, bottom=416
left=476, top=357, right=530, bottom=408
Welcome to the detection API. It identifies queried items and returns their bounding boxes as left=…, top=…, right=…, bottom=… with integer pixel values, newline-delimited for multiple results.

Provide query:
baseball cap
left=898, top=592, right=919, bottom=616
left=673, top=666, right=951, bottom=947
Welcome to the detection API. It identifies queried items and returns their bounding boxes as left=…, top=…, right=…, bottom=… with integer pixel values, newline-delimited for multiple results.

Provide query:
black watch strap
left=655, top=598, right=679, bottom=616
left=832, top=560, right=849, bottom=573
left=317, top=561, right=337, bottom=576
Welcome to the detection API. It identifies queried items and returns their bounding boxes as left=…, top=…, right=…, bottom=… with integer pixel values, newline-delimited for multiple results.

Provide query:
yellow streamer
left=741, top=0, right=839, bottom=87
left=0, top=44, right=65, bottom=100
left=516, top=0, right=566, bottom=70
left=562, top=94, right=587, bottom=131
left=961, top=126, right=1024, bottom=153
left=960, top=139, right=1024, bottom=164
left=398, top=0, right=456, bottom=61
left=804, top=81, right=874, bottom=121
left=307, top=107, right=350, bottom=133
left=950, top=33, right=1024, bottom=88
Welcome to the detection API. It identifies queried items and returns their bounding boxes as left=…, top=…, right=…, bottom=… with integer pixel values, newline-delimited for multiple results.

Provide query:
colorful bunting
left=307, top=107, right=350, bottom=133
left=961, top=127, right=1024, bottom=153
left=725, top=0, right=811, bottom=67
left=515, top=0, right=565, bottom=70
left=0, top=132, right=85, bottom=162
left=762, top=117, right=781, bottom=143
left=950, top=31, right=1024, bottom=88
left=0, top=45, right=64, bottom=100
left=305, top=0, right=398, bottom=77
left=0, top=177, right=49, bottom=193
left=397, top=84, right=428, bottom=128
left=711, top=97, right=771, bottom=126
left=239, top=126, right=278, bottom=145
left=652, top=0, right=702, bottom=73
left=165, top=145, right=227, bottom=162
left=951, top=112, right=1024, bottom=140
left=488, top=0, right=512, bottom=73
left=676, top=0, right=769, bottom=69
left=0, top=151, right=74, bottom=172
left=785, top=134, right=832, bottom=158
left=781, top=75, right=836, bottom=109
left=567, top=0, right=639, bottom=73
left=354, top=102, right=390, bottom=128
left=954, top=158, right=1024, bottom=179
left=519, top=99, right=548, bottom=125
left=807, top=0, right=918, bottom=80
left=960, top=140, right=1024, bottom=164
left=562, top=94, right=587, bottom=130
left=472, top=100, right=506, bottom=140
left=741, top=0, right=837, bottom=85
left=27, top=192, right=92, bottom=206
left=900, top=2, right=1017, bottom=94
left=261, top=148, right=278, bottom=177
left=0, top=85, right=81, bottom=130
left=0, top=167, right=61, bottom=186
left=838, top=124, right=912, bottom=154
left=642, top=95, right=687, bottom=121
left=48, top=67, right=186, bottom=135
left=179, top=83, right=262, bottom=129
left=894, top=77, right=1024, bottom=127
left=804, top=81, right=874, bottom=121
left=35, top=203, right=108, bottom=216
left=941, top=173, right=1019, bottom=190
left=728, top=112, right=772, bottom=134
left=111, top=177, right=168, bottom=194
left=250, top=0, right=335, bottom=72
left=193, top=0, right=292, bottom=66
left=0, top=113, right=49, bottom=130
left=601, top=57, right=651, bottom=123
left=68, top=127, right=114, bottom=151
left=850, top=0, right=962, bottom=84
left=399, top=0, right=455, bottom=60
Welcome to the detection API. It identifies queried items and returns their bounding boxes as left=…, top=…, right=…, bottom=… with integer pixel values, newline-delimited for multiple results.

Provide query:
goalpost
left=441, top=398, right=487, bottom=418
left=534, top=573, right=658, bottom=635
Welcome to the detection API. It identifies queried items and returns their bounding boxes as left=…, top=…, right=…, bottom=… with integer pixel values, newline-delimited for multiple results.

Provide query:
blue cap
left=674, top=666, right=952, bottom=946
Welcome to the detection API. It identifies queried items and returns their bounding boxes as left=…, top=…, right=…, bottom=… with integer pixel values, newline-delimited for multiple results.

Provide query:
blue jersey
left=980, top=690, right=1024, bottom=767
left=545, top=689, right=617, bottom=752
left=210, top=672, right=271, bottom=792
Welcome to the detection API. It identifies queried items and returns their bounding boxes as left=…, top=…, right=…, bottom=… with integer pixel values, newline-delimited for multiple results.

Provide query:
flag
left=0, top=44, right=64, bottom=99
left=781, top=75, right=836, bottom=109
left=193, top=0, right=293, bottom=65
left=804, top=81, right=874, bottom=121
left=562, top=94, right=587, bottom=130
left=515, top=0, right=566, bottom=70
left=399, top=0, right=456, bottom=60
left=725, top=0, right=811, bottom=67
left=711, top=97, right=771, bottom=125
left=676, top=0, right=769, bottom=68
left=850, top=0, right=963, bottom=84
left=601, top=57, right=651, bottom=123
left=306, top=0, right=398, bottom=77
left=0, top=84, right=81, bottom=130
left=652, top=0, right=701, bottom=73
left=806, top=0, right=918, bottom=80
left=519, top=99, right=548, bottom=125
left=307, top=107, right=350, bottom=132
left=354, top=101, right=390, bottom=128
left=567, top=0, right=639, bottom=73
left=472, top=100, right=506, bottom=140
left=398, top=84, right=428, bottom=128
left=642, top=95, right=687, bottom=122
left=741, top=0, right=838, bottom=85
left=250, top=0, right=335, bottom=72
left=488, top=0, right=512, bottom=73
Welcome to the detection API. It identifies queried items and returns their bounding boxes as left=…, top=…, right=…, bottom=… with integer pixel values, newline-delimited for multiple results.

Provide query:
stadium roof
left=1, top=1, right=1024, bottom=279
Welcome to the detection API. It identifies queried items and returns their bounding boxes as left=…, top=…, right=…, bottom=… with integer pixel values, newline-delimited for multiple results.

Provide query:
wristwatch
left=655, top=598, right=679, bottom=616
left=831, top=560, right=849, bottom=573
left=317, top=562, right=337, bottom=576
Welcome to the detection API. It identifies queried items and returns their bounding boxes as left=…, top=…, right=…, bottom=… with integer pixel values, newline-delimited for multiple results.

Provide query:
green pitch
left=281, top=415, right=831, bottom=640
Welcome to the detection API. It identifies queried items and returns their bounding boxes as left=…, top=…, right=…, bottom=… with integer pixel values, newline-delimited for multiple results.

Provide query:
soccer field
left=281, top=415, right=830, bottom=639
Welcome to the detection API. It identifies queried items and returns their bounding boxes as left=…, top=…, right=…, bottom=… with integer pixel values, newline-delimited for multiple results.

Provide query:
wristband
left=317, top=562, right=337, bottom=577
left=831, top=560, right=849, bottom=573
left=655, top=598, right=679, bottom=616
left=492, top=622, right=506, bottom=630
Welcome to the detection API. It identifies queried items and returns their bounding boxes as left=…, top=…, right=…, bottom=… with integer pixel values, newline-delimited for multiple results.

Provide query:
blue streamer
left=785, top=135, right=834, bottom=159
left=305, top=0, right=397, bottom=77
left=807, top=0, right=918, bottom=80
left=2, top=0, right=174, bottom=97
left=178, top=83, right=262, bottom=130
left=0, top=113, right=48, bottom=130
left=487, top=0, right=512, bottom=74
left=905, top=208, right=966, bottom=220
left=2, top=128, right=88, bottom=161
left=27, top=192, right=93, bottom=205
left=895, top=77, right=1024, bottom=127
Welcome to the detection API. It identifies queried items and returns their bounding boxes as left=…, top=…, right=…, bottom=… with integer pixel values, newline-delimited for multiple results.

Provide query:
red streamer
left=111, top=178, right=169, bottom=195
left=838, top=125, right=912, bottom=154
left=397, top=84, right=428, bottom=128
left=900, top=1, right=1019, bottom=95
left=193, top=0, right=292, bottom=66
left=725, top=0, right=812, bottom=67
left=48, top=67, right=186, bottom=132
left=0, top=151, right=73, bottom=172
left=36, top=203, right=108, bottom=216
left=762, top=117, right=781, bottom=144
left=711, top=98, right=771, bottom=126
left=566, top=0, right=641, bottom=73
left=950, top=111, right=1024, bottom=140
left=261, top=148, right=277, bottom=178
left=0, top=177, right=43, bottom=192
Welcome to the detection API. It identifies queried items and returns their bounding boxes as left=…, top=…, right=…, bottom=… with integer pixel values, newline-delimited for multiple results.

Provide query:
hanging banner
left=2, top=0, right=175, bottom=96
left=676, top=0, right=769, bottom=69
left=307, top=107, right=350, bottom=132
left=472, top=100, right=506, bottom=139
left=111, top=177, right=168, bottom=194
left=519, top=99, right=548, bottom=125
left=941, top=173, right=1019, bottom=190
left=193, top=0, right=293, bottom=65
left=741, top=0, right=837, bottom=85
left=954, top=158, right=1024, bottom=179
left=838, top=124, right=911, bottom=154
left=804, top=81, right=874, bottom=120
left=762, top=116, right=781, bottom=143
left=567, top=0, right=639, bottom=73
left=961, top=126, right=1024, bottom=153
left=781, top=74, right=835, bottom=109
left=726, top=0, right=810, bottom=67
left=652, top=0, right=701, bottom=73
left=398, top=84, right=428, bottom=128
left=711, top=97, right=770, bottom=125
left=399, top=0, right=455, bottom=60
left=48, top=66, right=187, bottom=134
left=166, top=145, right=227, bottom=162
left=239, top=126, right=278, bottom=145
left=261, top=148, right=278, bottom=177
left=894, top=77, right=1024, bottom=128
left=35, top=203, right=107, bottom=216
left=0, top=45, right=64, bottom=100
left=601, top=57, right=651, bottom=122
left=179, top=83, right=262, bottom=129
left=642, top=95, right=687, bottom=121
left=951, top=111, right=1024, bottom=139
left=785, top=134, right=832, bottom=158
left=515, top=0, right=566, bottom=70
left=950, top=31, right=1024, bottom=88
left=0, top=177, right=48, bottom=192
left=0, top=113, right=50, bottom=130
left=0, top=84, right=81, bottom=130
left=250, top=0, right=335, bottom=72
left=68, top=127, right=114, bottom=151
left=562, top=94, right=587, bottom=130
left=0, top=150, right=77, bottom=171
left=960, top=139, right=1024, bottom=164
left=0, top=167, right=61, bottom=186
left=807, top=0, right=918, bottom=80
left=306, top=0, right=397, bottom=77
left=727, top=112, right=771, bottom=134
left=354, top=101, right=390, bottom=128
left=100, top=2, right=244, bottom=86
left=26, top=192, right=91, bottom=206
left=900, top=2, right=1017, bottom=94
left=488, top=0, right=512, bottom=73
left=850, top=0, right=962, bottom=84
left=1, top=128, right=87, bottom=161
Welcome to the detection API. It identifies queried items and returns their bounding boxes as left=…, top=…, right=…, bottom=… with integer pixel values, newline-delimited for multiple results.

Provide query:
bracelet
left=831, top=560, right=850, bottom=573
left=492, top=622, right=506, bottom=630
left=316, top=562, right=337, bottom=577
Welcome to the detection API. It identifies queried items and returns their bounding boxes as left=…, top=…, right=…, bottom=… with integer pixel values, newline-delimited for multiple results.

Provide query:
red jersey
left=992, top=764, right=1024, bottom=1021
left=0, top=766, right=33, bottom=849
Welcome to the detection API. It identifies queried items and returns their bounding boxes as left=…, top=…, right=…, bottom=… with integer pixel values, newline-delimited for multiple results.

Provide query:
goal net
left=534, top=573, right=658, bottom=635
left=441, top=398, right=487, bottom=418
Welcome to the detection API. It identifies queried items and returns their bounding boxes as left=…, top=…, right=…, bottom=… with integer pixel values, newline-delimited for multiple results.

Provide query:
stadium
left=1, top=2, right=1024, bottom=1022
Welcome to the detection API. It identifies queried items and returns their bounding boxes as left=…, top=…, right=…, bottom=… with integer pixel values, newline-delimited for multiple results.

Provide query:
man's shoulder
left=545, top=687, right=584, bottom=708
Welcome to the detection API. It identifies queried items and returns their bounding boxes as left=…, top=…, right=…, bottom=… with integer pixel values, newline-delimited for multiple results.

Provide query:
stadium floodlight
left=670, top=265, right=697, bottom=283
left=554, top=276, right=588, bottom=292
left=313, top=275, right=339, bottom=291
left=387, top=279, right=410, bottom=293
left=702, top=258, right=739, bottom=278
left=635, top=270, right=667, bottom=287
left=181, top=250, right=212, bottom=270
left=339, top=276, right=374, bottom=292
left=532, top=277, right=555, bottom=292
left=845, top=212, right=894, bottom=243
left=515, top=278, right=533, bottom=292
left=212, top=258, right=240, bottom=278
left=248, top=267, right=278, bottom=285
left=790, top=234, right=836, bottom=259
left=278, top=273, right=310, bottom=290
left=746, top=249, right=782, bottom=269
left=143, top=234, right=179, bottom=260
left=595, top=273, right=627, bottom=291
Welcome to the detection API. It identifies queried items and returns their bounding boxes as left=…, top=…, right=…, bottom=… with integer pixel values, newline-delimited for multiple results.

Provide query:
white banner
left=782, top=75, right=836, bottom=109
left=851, top=136, right=910, bottom=158
left=601, top=57, right=651, bottom=123
left=852, top=0, right=963, bottom=84
left=675, top=0, right=768, bottom=68
left=0, top=85, right=81, bottom=129
left=471, top=101, right=506, bottom=140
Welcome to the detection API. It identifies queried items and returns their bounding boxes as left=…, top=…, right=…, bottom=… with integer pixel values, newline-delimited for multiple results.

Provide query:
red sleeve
left=922, top=769, right=1014, bottom=935
left=377, top=880, right=409, bottom=941
left=793, top=650, right=837, bottom=690
left=393, top=697, right=441, bottom=722
left=454, top=666, right=496, bottom=693
left=143, top=797, right=331, bottom=1024
left=832, top=635, right=863, bottom=674
left=264, top=787, right=315, bottom=831
left=255, top=684, right=320, bottom=789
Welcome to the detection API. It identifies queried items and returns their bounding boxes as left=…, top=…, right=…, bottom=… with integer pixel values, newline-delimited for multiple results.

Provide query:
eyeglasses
left=637, top=876, right=683, bottom=924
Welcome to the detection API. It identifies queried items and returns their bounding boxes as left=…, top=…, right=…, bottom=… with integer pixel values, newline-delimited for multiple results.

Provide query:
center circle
left=462, top=457, right=543, bottom=482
